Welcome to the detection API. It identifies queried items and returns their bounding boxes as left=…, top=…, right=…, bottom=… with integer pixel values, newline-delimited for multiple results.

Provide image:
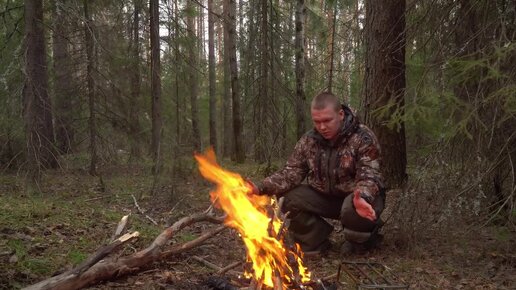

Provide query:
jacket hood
left=307, top=105, right=359, bottom=147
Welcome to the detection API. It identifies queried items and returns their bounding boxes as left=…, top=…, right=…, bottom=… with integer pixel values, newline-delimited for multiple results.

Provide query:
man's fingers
left=356, top=203, right=376, bottom=221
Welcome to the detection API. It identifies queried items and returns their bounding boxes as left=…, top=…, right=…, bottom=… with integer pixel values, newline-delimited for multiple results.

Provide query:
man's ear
left=339, top=109, right=345, bottom=120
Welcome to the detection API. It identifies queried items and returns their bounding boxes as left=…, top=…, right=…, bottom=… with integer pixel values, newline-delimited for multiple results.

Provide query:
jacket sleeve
left=355, top=127, right=384, bottom=199
left=259, top=136, right=310, bottom=195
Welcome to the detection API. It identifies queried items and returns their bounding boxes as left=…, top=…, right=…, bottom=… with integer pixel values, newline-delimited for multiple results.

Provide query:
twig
left=84, top=196, right=108, bottom=202
left=162, top=225, right=226, bottom=256
left=204, top=196, right=219, bottom=214
left=192, top=255, right=222, bottom=271
left=131, top=194, right=158, bottom=226
left=218, top=261, right=243, bottom=275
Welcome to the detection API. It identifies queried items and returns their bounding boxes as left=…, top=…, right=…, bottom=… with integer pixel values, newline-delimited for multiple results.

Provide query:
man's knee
left=281, top=185, right=314, bottom=214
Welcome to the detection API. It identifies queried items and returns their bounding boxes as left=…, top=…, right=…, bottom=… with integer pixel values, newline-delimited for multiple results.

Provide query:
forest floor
left=0, top=160, right=514, bottom=289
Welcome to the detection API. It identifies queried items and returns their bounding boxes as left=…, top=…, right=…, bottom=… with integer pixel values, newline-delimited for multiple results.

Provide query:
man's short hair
left=311, top=92, right=341, bottom=112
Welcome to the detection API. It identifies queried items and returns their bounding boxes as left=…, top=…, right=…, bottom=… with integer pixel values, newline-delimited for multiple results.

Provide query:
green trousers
left=282, top=185, right=385, bottom=251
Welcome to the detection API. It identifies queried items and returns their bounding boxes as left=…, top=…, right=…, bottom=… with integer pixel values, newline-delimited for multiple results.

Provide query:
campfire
left=195, top=149, right=312, bottom=289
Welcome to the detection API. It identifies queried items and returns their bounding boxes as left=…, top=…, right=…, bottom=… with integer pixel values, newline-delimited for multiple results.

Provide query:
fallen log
left=24, top=213, right=225, bottom=290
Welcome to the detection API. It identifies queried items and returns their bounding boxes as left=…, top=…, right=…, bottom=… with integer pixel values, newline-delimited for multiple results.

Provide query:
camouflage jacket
left=260, top=106, right=384, bottom=199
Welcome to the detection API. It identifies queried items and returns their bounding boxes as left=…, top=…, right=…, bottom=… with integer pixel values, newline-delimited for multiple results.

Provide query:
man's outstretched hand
left=353, top=189, right=376, bottom=221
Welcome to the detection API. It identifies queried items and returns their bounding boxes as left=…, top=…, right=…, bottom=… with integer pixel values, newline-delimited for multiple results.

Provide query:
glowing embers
left=195, top=149, right=311, bottom=288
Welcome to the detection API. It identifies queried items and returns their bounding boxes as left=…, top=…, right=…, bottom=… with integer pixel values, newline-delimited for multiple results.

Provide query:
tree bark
left=254, top=0, right=268, bottom=163
left=221, top=12, right=233, bottom=159
left=363, top=0, right=407, bottom=188
left=294, top=0, right=306, bottom=139
left=225, top=0, right=245, bottom=163
left=174, top=0, right=181, bottom=143
left=83, top=0, right=97, bottom=176
left=208, top=0, right=217, bottom=152
left=23, top=0, right=58, bottom=187
left=150, top=0, right=163, bottom=174
left=327, top=3, right=337, bottom=93
left=187, top=0, right=202, bottom=152
left=52, top=0, right=74, bottom=154
left=128, top=0, right=142, bottom=162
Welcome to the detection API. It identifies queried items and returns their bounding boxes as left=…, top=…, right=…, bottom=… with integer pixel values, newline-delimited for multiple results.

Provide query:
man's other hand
left=353, top=189, right=376, bottom=221
left=245, top=180, right=262, bottom=196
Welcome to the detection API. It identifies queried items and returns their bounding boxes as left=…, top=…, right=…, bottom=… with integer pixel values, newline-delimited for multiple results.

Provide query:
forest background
left=0, top=0, right=514, bottom=289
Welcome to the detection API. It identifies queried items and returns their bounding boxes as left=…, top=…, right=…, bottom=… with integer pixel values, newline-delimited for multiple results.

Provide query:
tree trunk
left=327, top=3, right=337, bottom=93
left=225, top=0, right=245, bottom=163
left=294, top=0, right=306, bottom=139
left=221, top=13, right=233, bottom=159
left=23, top=0, right=57, bottom=187
left=187, top=0, right=201, bottom=152
left=128, top=0, right=142, bottom=162
left=208, top=0, right=217, bottom=152
left=150, top=0, right=163, bottom=174
left=52, top=0, right=74, bottom=154
left=254, top=0, right=268, bottom=163
left=83, top=0, right=97, bottom=176
left=363, top=0, right=407, bottom=188
left=174, top=0, right=181, bottom=144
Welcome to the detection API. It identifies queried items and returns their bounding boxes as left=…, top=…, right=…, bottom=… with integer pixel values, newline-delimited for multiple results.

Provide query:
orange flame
left=195, top=149, right=311, bottom=287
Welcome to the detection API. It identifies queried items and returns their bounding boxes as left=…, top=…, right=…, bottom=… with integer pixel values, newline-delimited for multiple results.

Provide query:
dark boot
left=340, top=232, right=383, bottom=256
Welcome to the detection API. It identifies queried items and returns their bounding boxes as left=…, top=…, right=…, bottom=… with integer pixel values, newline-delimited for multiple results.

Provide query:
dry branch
left=24, top=213, right=225, bottom=290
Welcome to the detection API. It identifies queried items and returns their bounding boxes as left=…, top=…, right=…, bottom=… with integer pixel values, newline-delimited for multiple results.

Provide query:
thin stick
left=192, top=256, right=221, bottom=271
left=218, top=261, right=242, bottom=275
left=131, top=194, right=158, bottom=225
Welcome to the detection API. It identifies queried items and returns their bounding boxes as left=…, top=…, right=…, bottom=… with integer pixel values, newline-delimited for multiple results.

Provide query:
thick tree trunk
left=208, top=0, right=217, bottom=152
left=83, top=0, right=97, bottom=176
left=187, top=0, right=201, bottom=152
left=363, top=0, right=407, bottom=188
left=294, top=0, right=306, bottom=139
left=23, top=0, right=57, bottom=187
left=128, top=0, right=142, bottom=162
left=225, top=0, right=245, bottom=163
left=150, top=0, right=163, bottom=174
left=52, top=0, right=74, bottom=154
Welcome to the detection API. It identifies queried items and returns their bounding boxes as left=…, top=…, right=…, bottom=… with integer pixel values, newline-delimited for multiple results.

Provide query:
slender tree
left=83, top=0, right=97, bottom=176
left=208, top=0, right=217, bottom=152
left=327, top=2, right=337, bottom=92
left=363, top=0, right=407, bottom=188
left=221, top=12, right=233, bottom=159
left=294, top=0, right=306, bottom=139
left=128, top=0, right=142, bottom=162
left=52, top=0, right=74, bottom=154
left=150, top=0, right=163, bottom=173
left=225, top=0, right=244, bottom=163
left=187, top=0, right=201, bottom=152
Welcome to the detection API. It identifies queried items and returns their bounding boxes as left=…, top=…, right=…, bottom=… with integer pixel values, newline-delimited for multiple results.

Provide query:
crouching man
left=249, top=92, right=385, bottom=255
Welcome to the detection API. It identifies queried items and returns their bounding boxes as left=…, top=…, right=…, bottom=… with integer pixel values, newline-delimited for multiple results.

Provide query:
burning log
left=23, top=213, right=225, bottom=290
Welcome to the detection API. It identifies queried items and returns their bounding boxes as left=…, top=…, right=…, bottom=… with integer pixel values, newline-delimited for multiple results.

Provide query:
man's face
left=311, top=105, right=344, bottom=141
